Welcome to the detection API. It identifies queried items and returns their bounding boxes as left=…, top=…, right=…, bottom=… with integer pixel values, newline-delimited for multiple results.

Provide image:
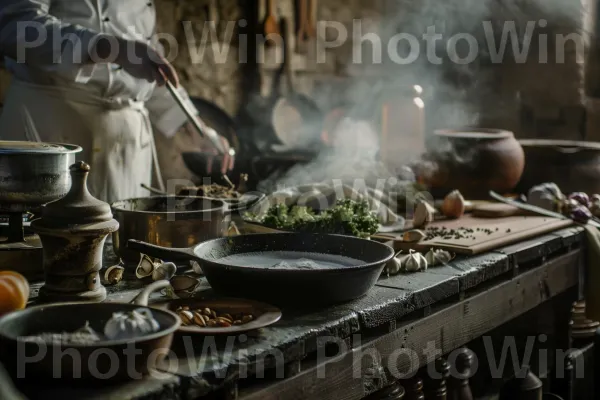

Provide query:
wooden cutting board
left=381, top=215, right=574, bottom=255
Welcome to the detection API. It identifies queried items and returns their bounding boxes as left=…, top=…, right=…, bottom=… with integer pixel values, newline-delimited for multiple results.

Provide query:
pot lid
left=40, top=161, right=114, bottom=226
left=0, top=141, right=82, bottom=154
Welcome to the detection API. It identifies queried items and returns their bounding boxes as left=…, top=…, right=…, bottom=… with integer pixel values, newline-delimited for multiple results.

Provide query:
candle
left=413, top=96, right=425, bottom=155
left=381, top=103, right=389, bottom=163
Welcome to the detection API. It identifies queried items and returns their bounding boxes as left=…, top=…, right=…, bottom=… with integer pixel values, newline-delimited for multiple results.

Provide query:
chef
left=0, top=0, right=233, bottom=203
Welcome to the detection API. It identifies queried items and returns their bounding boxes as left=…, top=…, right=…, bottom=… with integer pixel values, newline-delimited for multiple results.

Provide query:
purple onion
left=570, top=205, right=592, bottom=223
left=568, top=192, right=590, bottom=207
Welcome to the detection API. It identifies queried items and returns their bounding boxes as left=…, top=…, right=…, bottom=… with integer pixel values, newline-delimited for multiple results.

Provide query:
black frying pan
left=128, top=233, right=394, bottom=306
left=0, top=281, right=180, bottom=384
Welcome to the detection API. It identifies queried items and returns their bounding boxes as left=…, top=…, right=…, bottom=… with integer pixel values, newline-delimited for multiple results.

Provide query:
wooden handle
left=306, top=0, right=317, bottom=38
left=127, top=239, right=198, bottom=263
left=297, top=0, right=308, bottom=42
left=267, top=0, right=276, bottom=15
left=280, top=18, right=295, bottom=93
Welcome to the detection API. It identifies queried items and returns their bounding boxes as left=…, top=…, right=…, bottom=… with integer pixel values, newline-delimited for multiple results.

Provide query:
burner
left=0, top=210, right=43, bottom=281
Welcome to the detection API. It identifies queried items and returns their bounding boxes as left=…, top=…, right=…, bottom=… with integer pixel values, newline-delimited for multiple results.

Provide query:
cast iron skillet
left=0, top=281, right=180, bottom=384
left=128, top=233, right=394, bottom=306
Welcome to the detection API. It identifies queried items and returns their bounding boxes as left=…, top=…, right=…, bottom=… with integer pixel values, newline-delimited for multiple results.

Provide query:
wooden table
left=17, top=226, right=586, bottom=400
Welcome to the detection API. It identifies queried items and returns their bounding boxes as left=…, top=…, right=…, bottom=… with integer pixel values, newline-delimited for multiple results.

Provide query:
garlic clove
left=441, top=190, right=466, bottom=219
left=403, top=230, right=426, bottom=243
left=190, top=260, right=203, bottom=275
left=135, top=254, right=157, bottom=279
left=104, top=265, right=124, bottom=285
left=152, top=262, right=177, bottom=281
left=412, top=200, right=435, bottom=228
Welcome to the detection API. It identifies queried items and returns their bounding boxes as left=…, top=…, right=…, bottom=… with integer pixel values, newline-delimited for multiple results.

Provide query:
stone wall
left=0, top=0, right=596, bottom=143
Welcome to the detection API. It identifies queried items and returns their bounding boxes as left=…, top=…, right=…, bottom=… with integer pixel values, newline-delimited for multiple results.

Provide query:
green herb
left=244, top=199, right=379, bottom=238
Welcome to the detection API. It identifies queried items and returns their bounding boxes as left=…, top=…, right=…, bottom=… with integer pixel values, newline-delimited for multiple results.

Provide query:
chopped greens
left=244, top=199, right=379, bottom=238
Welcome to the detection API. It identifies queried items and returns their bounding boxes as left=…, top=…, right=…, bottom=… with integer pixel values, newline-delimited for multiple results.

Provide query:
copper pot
left=111, top=196, right=229, bottom=263
left=417, top=128, right=525, bottom=199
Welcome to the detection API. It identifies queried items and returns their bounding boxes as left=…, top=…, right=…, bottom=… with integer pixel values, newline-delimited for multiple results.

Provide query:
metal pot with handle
left=0, top=141, right=81, bottom=210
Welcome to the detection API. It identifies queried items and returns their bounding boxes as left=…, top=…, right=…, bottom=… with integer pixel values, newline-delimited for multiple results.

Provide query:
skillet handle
left=131, top=280, right=171, bottom=306
left=127, top=239, right=198, bottom=262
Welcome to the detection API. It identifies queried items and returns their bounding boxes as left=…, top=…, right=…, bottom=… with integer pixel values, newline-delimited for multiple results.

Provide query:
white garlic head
left=104, top=308, right=160, bottom=340
left=403, top=250, right=428, bottom=272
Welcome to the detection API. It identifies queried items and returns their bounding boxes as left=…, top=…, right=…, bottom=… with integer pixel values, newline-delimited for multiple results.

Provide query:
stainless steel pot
left=0, top=141, right=82, bottom=209
left=111, top=196, right=229, bottom=262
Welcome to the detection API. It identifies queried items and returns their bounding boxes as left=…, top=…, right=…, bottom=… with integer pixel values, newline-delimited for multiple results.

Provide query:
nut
left=193, top=312, right=207, bottom=327
left=241, top=315, right=254, bottom=324
left=179, top=310, right=193, bottom=325
left=202, top=308, right=211, bottom=316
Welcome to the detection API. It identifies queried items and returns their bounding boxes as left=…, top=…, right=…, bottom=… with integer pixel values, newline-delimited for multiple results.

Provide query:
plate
left=152, top=297, right=282, bottom=334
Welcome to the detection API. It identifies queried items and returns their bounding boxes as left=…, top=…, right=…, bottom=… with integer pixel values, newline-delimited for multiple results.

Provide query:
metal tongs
left=165, top=80, right=232, bottom=156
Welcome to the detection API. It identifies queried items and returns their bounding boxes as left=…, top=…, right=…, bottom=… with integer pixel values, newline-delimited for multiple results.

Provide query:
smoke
left=256, top=0, right=585, bottom=193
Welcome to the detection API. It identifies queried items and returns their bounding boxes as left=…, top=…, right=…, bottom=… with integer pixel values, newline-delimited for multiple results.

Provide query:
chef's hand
left=95, top=37, right=178, bottom=86
left=184, top=122, right=235, bottom=175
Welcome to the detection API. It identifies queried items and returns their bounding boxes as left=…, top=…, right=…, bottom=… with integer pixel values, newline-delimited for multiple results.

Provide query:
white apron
left=0, top=79, right=158, bottom=204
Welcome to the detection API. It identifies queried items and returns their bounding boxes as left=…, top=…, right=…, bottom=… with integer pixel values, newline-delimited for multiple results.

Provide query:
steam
left=255, top=0, right=585, bottom=193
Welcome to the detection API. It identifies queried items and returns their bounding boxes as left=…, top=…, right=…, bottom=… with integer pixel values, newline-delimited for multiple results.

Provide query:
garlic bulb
left=403, top=250, right=428, bottom=272
left=425, top=248, right=454, bottom=267
left=413, top=200, right=435, bottom=228
left=385, top=257, right=402, bottom=276
left=384, top=251, right=410, bottom=276
left=104, top=308, right=160, bottom=340
left=441, top=190, right=465, bottom=219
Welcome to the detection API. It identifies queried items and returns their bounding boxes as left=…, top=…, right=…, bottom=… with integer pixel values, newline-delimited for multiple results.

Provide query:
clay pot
left=417, top=128, right=525, bottom=199
left=515, top=140, right=600, bottom=196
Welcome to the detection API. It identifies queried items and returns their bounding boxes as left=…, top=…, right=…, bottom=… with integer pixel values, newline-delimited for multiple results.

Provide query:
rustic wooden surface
left=20, top=226, right=585, bottom=400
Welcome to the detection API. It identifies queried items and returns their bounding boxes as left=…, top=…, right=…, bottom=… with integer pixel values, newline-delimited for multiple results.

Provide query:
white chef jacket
left=0, top=0, right=194, bottom=137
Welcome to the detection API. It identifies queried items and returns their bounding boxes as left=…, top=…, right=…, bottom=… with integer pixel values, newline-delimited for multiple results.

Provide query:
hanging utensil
left=296, top=0, right=308, bottom=53
left=164, top=80, right=228, bottom=155
left=306, top=0, right=317, bottom=39
left=262, top=0, right=279, bottom=40
left=270, top=18, right=323, bottom=150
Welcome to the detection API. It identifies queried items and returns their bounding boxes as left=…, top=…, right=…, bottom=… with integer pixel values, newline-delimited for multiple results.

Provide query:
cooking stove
left=0, top=204, right=43, bottom=281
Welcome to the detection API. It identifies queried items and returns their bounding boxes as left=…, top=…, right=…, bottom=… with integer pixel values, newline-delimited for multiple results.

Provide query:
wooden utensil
left=306, top=0, right=317, bottom=38
left=296, top=0, right=308, bottom=53
left=471, top=203, right=529, bottom=218
left=263, top=0, right=279, bottom=38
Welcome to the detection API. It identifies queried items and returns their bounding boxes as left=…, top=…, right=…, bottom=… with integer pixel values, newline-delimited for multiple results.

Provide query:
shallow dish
left=153, top=297, right=282, bottom=334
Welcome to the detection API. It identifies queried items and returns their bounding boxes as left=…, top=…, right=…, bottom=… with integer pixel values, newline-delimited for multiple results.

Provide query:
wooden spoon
left=296, top=0, right=308, bottom=53
left=263, top=0, right=279, bottom=40
left=306, top=0, right=317, bottom=38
